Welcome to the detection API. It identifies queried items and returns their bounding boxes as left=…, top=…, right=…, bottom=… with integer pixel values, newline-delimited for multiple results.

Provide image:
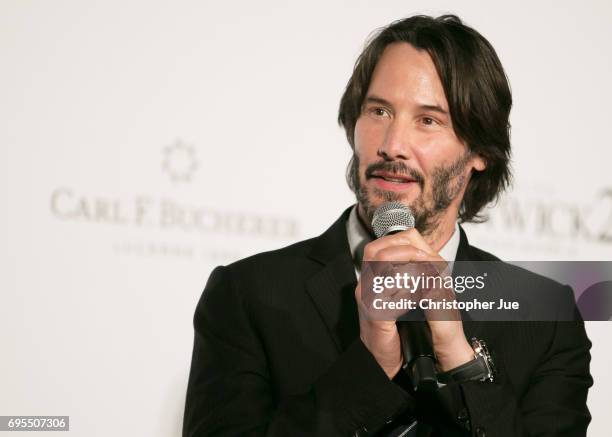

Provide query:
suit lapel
left=454, top=226, right=495, bottom=340
left=455, top=225, right=475, bottom=263
left=306, top=207, right=360, bottom=353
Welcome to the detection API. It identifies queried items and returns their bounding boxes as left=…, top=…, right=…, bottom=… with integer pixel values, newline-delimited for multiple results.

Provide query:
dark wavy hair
left=338, top=14, right=512, bottom=222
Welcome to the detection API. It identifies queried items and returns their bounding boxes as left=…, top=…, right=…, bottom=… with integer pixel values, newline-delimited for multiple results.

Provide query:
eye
left=420, top=116, right=439, bottom=126
left=422, top=117, right=434, bottom=125
left=368, top=107, right=391, bottom=118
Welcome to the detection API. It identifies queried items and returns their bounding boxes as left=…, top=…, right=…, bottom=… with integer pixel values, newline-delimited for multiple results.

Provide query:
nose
left=378, top=118, right=414, bottom=161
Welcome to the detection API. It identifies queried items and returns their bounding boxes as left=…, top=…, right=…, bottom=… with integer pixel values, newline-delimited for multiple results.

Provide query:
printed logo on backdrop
left=162, top=139, right=198, bottom=182
left=49, top=139, right=299, bottom=262
left=466, top=189, right=612, bottom=258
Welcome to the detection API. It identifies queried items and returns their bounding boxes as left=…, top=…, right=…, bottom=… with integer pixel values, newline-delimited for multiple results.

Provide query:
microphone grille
left=371, top=201, right=415, bottom=238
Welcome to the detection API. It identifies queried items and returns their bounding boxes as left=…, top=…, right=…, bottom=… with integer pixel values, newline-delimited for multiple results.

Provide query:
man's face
left=352, top=42, right=485, bottom=234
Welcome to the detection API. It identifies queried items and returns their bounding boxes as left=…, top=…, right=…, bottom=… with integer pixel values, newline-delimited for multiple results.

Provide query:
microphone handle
left=397, top=319, right=438, bottom=391
left=380, top=226, right=438, bottom=391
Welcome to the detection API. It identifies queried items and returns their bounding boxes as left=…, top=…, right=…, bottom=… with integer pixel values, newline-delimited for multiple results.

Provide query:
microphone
left=372, top=202, right=438, bottom=392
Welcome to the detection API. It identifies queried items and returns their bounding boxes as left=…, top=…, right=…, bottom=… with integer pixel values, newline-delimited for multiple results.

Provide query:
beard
left=349, top=152, right=471, bottom=235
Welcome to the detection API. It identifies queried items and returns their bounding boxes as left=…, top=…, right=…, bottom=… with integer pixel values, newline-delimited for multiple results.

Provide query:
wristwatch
left=437, top=337, right=496, bottom=384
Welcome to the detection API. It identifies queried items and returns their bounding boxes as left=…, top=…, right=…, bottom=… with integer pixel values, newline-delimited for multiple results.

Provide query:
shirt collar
left=346, top=205, right=460, bottom=274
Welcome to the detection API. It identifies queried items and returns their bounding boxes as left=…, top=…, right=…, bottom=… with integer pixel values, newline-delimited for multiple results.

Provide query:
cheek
left=403, top=144, right=430, bottom=177
left=353, top=118, right=366, bottom=154
left=354, top=117, right=381, bottom=157
left=416, top=138, right=467, bottom=175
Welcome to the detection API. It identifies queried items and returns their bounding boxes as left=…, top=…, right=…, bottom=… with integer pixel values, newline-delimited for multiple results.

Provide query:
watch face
left=471, top=338, right=484, bottom=353
left=470, top=338, right=496, bottom=382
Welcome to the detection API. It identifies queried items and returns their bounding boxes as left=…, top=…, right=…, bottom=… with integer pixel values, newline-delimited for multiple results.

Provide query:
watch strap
left=437, top=354, right=488, bottom=384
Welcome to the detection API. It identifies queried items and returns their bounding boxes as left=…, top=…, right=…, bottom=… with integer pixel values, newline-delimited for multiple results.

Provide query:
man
left=183, top=15, right=592, bottom=436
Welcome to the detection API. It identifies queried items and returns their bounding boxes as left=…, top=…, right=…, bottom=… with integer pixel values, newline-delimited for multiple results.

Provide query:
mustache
left=365, top=161, right=425, bottom=187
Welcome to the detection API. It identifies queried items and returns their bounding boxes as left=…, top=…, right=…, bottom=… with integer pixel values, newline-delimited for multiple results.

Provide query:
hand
left=355, top=230, right=430, bottom=378
left=355, top=229, right=474, bottom=375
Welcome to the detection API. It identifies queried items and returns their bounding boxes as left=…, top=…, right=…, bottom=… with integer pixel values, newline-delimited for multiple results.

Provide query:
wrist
left=435, top=338, right=474, bottom=372
left=437, top=338, right=497, bottom=383
left=384, top=359, right=403, bottom=379
left=359, top=323, right=403, bottom=379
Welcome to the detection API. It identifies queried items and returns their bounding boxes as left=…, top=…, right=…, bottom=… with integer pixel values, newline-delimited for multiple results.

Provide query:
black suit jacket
left=183, top=207, right=592, bottom=436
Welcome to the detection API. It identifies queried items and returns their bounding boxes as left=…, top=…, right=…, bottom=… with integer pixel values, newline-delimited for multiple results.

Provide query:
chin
left=371, top=191, right=414, bottom=207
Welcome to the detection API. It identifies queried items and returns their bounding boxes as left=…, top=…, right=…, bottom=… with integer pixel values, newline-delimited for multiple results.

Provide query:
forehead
left=367, top=42, right=449, bottom=111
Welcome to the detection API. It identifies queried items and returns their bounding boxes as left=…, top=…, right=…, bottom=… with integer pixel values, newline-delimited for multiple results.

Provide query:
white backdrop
left=1, top=1, right=610, bottom=436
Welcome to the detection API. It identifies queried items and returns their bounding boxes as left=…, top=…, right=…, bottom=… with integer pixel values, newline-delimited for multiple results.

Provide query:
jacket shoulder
left=466, top=244, right=501, bottom=262
left=226, top=235, right=320, bottom=273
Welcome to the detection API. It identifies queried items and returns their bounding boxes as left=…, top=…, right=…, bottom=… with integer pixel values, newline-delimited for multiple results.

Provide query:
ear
left=470, top=154, right=486, bottom=172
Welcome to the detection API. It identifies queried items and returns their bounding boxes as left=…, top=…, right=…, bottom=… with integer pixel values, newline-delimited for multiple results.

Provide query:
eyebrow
left=364, top=94, right=449, bottom=115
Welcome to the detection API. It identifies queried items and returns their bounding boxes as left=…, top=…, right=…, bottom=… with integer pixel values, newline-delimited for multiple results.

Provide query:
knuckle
left=377, top=252, right=392, bottom=262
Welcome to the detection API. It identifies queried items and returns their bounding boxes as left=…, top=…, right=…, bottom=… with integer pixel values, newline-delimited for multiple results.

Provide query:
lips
left=370, top=171, right=415, bottom=184
left=368, top=170, right=418, bottom=192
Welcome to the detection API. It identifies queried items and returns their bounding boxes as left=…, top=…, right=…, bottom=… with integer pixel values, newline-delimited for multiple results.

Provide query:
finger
left=364, top=244, right=437, bottom=289
left=392, top=229, right=451, bottom=276
left=395, top=228, right=435, bottom=255
left=363, top=233, right=412, bottom=261
left=371, top=244, right=432, bottom=263
left=363, top=226, right=442, bottom=261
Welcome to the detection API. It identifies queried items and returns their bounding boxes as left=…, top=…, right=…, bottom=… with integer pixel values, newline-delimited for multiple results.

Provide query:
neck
left=426, top=215, right=457, bottom=253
